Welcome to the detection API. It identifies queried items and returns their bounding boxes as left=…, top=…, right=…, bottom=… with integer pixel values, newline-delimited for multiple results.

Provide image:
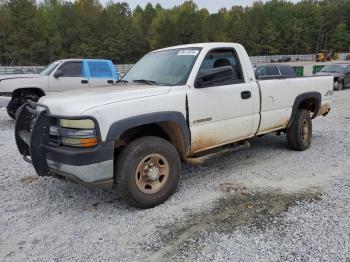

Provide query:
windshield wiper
left=132, top=79, right=174, bottom=86
left=132, top=79, right=159, bottom=85
left=118, top=79, right=128, bottom=83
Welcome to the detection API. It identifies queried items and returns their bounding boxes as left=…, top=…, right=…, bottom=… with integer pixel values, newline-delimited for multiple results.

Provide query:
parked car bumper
left=15, top=103, right=114, bottom=189
left=0, top=96, right=10, bottom=108
left=0, top=92, right=13, bottom=97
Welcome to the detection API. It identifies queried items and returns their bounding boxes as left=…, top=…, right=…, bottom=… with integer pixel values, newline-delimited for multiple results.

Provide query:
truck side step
left=185, top=141, right=250, bottom=165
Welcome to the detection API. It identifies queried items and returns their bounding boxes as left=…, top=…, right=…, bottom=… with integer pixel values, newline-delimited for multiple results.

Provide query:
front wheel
left=6, top=99, right=18, bottom=119
left=287, top=109, right=312, bottom=151
left=6, top=92, right=40, bottom=119
left=115, top=136, right=181, bottom=208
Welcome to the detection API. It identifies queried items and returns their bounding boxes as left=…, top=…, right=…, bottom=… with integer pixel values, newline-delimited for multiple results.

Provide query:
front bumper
left=0, top=96, right=10, bottom=108
left=0, top=92, right=13, bottom=97
left=0, top=92, right=12, bottom=108
left=15, top=103, right=114, bottom=189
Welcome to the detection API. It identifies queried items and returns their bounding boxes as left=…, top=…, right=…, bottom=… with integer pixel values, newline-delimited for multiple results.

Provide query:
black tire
left=115, top=136, right=181, bottom=208
left=6, top=99, right=17, bottom=119
left=6, top=92, right=40, bottom=120
left=339, top=80, right=345, bottom=90
left=287, top=109, right=312, bottom=151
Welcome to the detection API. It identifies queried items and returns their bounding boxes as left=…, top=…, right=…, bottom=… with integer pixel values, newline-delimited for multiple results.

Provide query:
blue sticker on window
left=88, top=61, right=113, bottom=78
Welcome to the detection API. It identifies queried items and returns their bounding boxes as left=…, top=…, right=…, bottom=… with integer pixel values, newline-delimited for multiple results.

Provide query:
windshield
left=320, top=64, right=346, bottom=74
left=40, top=61, right=61, bottom=76
left=123, top=48, right=201, bottom=86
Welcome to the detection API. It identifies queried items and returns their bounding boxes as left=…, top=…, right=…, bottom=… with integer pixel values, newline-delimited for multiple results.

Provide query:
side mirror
left=195, top=66, right=234, bottom=88
left=54, top=69, right=63, bottom=78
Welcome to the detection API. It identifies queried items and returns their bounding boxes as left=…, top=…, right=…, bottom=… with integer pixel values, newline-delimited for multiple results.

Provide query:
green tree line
left=0, top=0, right=350, bottom=65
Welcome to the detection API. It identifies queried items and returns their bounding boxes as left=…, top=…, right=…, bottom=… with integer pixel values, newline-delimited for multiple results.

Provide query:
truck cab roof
left=153, top=42, right=243, bottom=52
left=55, top=58, right=113, bottom=63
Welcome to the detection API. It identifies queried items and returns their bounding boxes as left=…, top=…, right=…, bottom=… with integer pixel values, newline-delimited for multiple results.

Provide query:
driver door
left=49, top=61, right=89, bottom=93
left=187, top=48, right=254, bottom=153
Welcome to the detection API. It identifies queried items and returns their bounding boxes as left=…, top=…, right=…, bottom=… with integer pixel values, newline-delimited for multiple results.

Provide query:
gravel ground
left=0, top=90, right=350, bottom=261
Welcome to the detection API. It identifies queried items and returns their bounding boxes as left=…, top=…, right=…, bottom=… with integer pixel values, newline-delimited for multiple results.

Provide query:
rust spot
left=191, top=133, right=251, bottom=154
left=318, top=102, right=330, bottom=116
left=159, top=122, right=188, bottom=158
left=191, top=135, right=218, bottom=153
left=186, top=141, right=250, bottom=165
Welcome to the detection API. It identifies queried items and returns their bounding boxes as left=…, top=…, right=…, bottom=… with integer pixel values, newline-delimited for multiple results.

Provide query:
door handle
left=107, top=80, right=114, bottom=84
left=241, top=91, right=251, bottom=99
left=81, top=79, right=89, bottom=84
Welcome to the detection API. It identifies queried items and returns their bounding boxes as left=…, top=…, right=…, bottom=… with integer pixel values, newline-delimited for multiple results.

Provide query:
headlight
left=50, top=119, right=98, bottom=148
left=59, top=119, right=95, bottom=129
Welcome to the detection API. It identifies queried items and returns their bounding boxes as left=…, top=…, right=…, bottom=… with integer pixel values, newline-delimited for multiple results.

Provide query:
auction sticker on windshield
left=178, top=50, right=199, bottom=56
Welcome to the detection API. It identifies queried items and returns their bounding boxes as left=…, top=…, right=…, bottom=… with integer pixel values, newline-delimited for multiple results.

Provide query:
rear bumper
left=15, top=103, right=114, bottom=189
left=318, top=102, right=331, bottom=116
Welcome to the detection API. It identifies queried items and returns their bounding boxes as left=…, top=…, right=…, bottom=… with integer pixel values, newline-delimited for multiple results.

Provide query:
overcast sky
left=113, top=0, right=300, bottom=13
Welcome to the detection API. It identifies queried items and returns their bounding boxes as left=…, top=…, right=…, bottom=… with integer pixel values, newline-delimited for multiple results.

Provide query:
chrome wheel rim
left=135, top=154, right=169, bottom=194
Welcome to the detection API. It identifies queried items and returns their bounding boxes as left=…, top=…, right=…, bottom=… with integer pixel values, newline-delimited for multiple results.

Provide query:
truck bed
left=256, top=76, right=333, bottom=134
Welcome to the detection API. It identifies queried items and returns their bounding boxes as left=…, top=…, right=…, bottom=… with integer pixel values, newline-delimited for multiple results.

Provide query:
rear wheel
left=115, top=136, right=181, bottom=208
left=287, top=109, right=312, bottom=151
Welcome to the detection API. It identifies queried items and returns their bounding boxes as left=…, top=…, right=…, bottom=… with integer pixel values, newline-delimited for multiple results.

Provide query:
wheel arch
left=12, top=87, right=45, bottom=98
left=287, top=92, right=321, bottom=128
left=106, top=111, right=191, bottom=159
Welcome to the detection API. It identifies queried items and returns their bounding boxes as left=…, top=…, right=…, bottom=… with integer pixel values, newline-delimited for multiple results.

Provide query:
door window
left=198, top=49, right=244, bottom=86
left=88, top=61, right=113, bottom=78
left=279, top=66, right=295, bottom=76
left=265, top=66, right=280, bottom=76
left=58, top=62, right=83, bottom=77
left=346, top=65, right=350, bottom=74
left=257, top=67, right=267, bottom=77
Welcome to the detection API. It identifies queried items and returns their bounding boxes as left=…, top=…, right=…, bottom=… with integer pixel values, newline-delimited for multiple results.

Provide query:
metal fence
left=116, top=64, right=133, bottom=75
left=0, top=66, right=45, bottom=75
left=250, top=54, right=314, bottom=66
left=0, top=53, right=348, bottom=75
left=250, top=53, right=349, bottom=66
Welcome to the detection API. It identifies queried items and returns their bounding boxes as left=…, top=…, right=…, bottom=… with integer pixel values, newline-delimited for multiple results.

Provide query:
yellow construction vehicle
left=315, top=49, right=339, bottom=62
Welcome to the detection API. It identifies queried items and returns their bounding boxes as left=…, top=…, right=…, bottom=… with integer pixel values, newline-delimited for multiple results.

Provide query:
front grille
left=49, top=131, right=61, bottom=146
left=48, top=118, right=61, bottom=146
left=25, top=111, right=59, bottom=147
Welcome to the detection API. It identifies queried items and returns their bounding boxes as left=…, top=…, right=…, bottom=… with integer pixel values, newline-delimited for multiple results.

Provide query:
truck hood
left=0, top=74, right=46, bottom=91
left=315, top=72, right=344, bottom=78
left=39, top=84, right=172, bottom=115
left=0, top=74, right=41, bottom=81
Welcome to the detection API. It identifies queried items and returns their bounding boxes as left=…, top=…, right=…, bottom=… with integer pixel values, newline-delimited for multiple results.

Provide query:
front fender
left=106, top=111, right=190, bottom=149
left=0, top=76, right=47, bottom=94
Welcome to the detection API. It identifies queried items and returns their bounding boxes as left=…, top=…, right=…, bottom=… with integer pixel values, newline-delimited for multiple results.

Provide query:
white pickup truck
left=15, top=43, right=332, bottom=208
left=0, top=59, right=118, bottom=119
